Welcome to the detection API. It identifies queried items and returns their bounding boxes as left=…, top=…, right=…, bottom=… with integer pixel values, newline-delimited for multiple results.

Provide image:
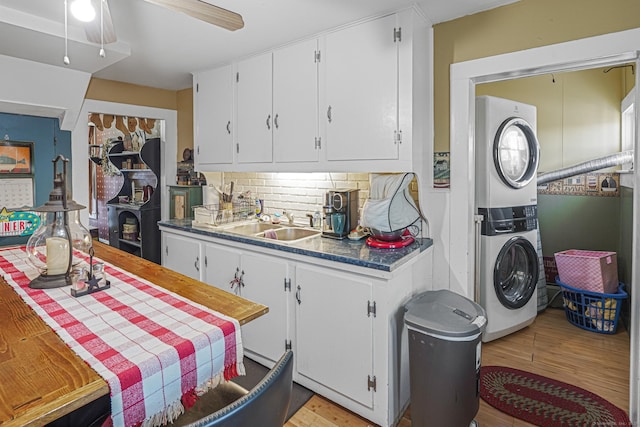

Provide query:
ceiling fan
left=82, top=0, right=244, bottom=45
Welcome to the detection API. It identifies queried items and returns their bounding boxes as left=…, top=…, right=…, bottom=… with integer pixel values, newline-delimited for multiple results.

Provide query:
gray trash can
left=404, top=289, right=487, bottom=427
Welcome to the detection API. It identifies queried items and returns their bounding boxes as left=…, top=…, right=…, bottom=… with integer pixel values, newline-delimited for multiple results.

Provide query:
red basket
left=554, top=250, right=618, bottom=294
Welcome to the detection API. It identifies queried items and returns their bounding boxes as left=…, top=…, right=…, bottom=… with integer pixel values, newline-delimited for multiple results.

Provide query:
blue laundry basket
left=555, top=277, right=626, bottom=334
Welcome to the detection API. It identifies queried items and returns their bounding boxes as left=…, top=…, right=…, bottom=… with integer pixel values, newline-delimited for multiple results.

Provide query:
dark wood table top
left=0, top=241, right=268, bottom=426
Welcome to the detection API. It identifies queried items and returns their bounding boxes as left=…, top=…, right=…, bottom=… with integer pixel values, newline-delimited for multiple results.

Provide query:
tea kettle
left=143, top=185, right=154, bottom=202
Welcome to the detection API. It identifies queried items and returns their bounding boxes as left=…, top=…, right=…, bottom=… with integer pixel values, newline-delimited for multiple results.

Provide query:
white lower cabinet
left=240, top=252, right=290, bottom=365
left=160, top=227, right=432, bottom=427
left=295, top=264, right=374, bottom=408
left=203, top=241, right=290, bottom=366
left=162, top=232, right=202, bottom=280
left=203, top=242, right=242, bottom=293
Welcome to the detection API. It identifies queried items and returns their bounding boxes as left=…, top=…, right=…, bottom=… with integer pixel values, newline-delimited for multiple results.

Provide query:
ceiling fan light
left=70, top=0, right=96, bottom=22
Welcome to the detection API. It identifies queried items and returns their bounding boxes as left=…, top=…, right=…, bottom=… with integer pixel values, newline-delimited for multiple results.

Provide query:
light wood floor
left=285, top=308, right=630, bottom=427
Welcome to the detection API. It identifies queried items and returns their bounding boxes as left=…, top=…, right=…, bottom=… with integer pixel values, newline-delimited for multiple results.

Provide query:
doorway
left=71, top=100, right=179, bottom=228
left=450, top=28, right=640, bottom=423
left=86, top=114, right=163, bottom=243
left=477, top=66, right=634, bottom=322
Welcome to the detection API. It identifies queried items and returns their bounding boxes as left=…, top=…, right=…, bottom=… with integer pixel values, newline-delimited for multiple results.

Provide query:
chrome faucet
left=283, top=210, right=295, bottom=225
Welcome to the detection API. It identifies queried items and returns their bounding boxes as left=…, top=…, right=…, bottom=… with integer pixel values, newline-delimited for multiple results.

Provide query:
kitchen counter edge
left=158, top=219, right=432, bottom=272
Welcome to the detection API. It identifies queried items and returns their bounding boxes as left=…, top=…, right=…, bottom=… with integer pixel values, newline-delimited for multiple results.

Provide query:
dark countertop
left=158, top=219, right=432, bottom=272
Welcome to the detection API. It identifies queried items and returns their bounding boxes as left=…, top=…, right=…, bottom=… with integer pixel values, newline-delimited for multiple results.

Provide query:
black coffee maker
left=322, top=189, right=359, bottom=239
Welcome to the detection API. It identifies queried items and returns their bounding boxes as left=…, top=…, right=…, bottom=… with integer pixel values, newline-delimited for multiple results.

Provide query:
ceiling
left=0, top=0, right=519, bottom=91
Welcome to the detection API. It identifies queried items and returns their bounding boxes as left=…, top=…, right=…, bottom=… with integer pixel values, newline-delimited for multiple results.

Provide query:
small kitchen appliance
left=322, top=189, right=359, bottom=239
left=361, top=173, right=423, bottom=248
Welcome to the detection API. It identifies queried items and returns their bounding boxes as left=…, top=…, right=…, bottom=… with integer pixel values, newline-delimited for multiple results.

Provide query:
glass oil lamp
left=26, top=155, right=90, bottom=289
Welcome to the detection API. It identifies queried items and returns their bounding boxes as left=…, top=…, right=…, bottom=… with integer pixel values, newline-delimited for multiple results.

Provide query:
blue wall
left=0, top=112, right=72, bottom=246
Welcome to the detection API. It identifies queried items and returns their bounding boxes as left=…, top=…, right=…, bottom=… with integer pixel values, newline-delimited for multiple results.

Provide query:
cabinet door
left=194, top=65, right=234, bottom=166
left=273, top=39, right=319, bottom=163
left=240, top=253, right=290, bottom=364
left=203, top=243, right=242, bottom=294
left=324, top=14, right=399, bottom=161
left=169, top=187, right=190, bottom=220
left=295, top=264, right=374, bottom=408
left=236, top=52, right=273, bottom=163
left=162, top=233, right=201, bottom=280
left=107, top=206, right=118, bottom=247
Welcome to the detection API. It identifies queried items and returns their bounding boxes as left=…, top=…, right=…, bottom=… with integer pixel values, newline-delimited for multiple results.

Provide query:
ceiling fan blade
left=84, top=0, right=117, bottom=44
left=143, top=0, right=244, bottom=31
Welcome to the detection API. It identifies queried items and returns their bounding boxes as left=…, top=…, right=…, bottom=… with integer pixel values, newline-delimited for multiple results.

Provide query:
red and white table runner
left=0, top=246, right=245, bottom=427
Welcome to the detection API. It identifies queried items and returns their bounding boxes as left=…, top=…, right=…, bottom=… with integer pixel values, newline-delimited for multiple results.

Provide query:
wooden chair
left=181, top=350, right=294, bottom=427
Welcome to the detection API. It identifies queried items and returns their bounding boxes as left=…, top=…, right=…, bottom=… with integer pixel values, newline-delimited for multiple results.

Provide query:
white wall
left=0, top=54, right=90, bottom=130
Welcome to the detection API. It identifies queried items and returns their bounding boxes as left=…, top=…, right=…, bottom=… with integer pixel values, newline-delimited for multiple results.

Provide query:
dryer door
left=494, top=236, right=538, bottom=309
left=493, top=117, right=540, bottom=189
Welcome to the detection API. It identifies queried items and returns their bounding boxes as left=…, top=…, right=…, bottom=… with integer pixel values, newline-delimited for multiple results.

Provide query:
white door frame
left=450, top=28, right=640, bottom=422
left=71, top=99, right=178, bottom=227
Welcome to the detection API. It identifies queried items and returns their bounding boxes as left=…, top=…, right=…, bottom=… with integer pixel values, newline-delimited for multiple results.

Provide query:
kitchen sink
left=257, top=227, right=320, bottom=242
left=224, top=222, right=285, bottom=235
left=220, top=221, right=320, bottom=243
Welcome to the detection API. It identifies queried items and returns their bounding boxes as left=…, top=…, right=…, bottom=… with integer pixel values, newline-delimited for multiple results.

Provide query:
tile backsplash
left=200, top=172, right=420, bottom=228
left=202, top=172, right=368, bottom=226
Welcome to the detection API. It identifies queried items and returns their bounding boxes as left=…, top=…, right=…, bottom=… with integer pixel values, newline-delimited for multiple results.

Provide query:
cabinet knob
left=327, top=106, right=332, bottom=123
left=274, top=114, right=279, bottom=129
left=295, top=285, right=302, bottom=305
left=195, top=257, right=200, bottom=272
left=226, top=121, right=231, bottom=134
left=266, top=114, right=271, bottom=130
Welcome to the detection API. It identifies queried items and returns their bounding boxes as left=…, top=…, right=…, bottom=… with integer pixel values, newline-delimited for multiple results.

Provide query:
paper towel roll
left=203, top=185, right=219, bottom=206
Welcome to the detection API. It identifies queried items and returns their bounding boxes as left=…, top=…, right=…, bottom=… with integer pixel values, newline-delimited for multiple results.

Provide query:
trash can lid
left=404, top=290, right=487, bottom=339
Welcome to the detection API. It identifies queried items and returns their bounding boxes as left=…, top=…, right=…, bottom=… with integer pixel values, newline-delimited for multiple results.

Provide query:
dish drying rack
left=193, top=199, right=252, bottom=227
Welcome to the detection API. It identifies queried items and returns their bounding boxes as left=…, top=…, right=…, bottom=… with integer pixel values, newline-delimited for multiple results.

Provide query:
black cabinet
left=107, top=137, right=161, bottom=264
left=107, top=204, right=161, bottom=263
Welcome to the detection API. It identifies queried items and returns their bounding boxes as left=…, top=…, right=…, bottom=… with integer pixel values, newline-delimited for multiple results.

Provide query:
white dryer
left=479, top=206, right=539, bottom=342
left=476, top=96, right=540, bottom=209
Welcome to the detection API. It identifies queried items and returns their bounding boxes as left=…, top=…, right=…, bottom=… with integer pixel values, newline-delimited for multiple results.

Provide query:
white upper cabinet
left=236, top=52, right=274, bottom=163
left=235, top=40, right=319, bottom=165
left=273, top=39, right=319, bottom=163
left=194, top=65, right=234, bottom=166
left=323, top=14, right=399, bottom=161
left=193, top=8, right=432, bottom=173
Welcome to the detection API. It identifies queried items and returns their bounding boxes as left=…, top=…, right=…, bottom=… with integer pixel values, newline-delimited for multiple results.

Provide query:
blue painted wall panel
left=0, top=112, right=73, bottom=246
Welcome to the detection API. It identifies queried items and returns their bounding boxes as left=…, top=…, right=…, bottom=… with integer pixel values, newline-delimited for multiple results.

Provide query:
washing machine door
left=493, top=117, right=540, bottom=189
left=494, top=236, right=538, bottom=309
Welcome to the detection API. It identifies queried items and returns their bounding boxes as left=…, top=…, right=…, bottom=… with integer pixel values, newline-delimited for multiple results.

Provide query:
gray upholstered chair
left=181, top=350, right=294, bottom=427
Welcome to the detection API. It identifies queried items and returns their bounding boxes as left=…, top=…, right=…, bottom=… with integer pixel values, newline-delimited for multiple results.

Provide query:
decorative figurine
left=70, top=247, right=111, bottom=297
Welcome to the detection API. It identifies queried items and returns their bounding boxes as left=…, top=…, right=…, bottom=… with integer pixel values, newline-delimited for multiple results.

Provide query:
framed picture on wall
left=0, top=140, right=33, bottom=175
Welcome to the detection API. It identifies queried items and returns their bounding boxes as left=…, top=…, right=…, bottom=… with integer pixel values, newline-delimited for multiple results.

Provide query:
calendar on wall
left=0, top=177, right=34, bottom=209
left=0, top=140, right=35, bottom=209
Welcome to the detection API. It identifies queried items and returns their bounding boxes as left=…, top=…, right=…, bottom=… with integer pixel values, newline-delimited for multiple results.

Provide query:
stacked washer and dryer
left=475, top=96, right=541, bottom=342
